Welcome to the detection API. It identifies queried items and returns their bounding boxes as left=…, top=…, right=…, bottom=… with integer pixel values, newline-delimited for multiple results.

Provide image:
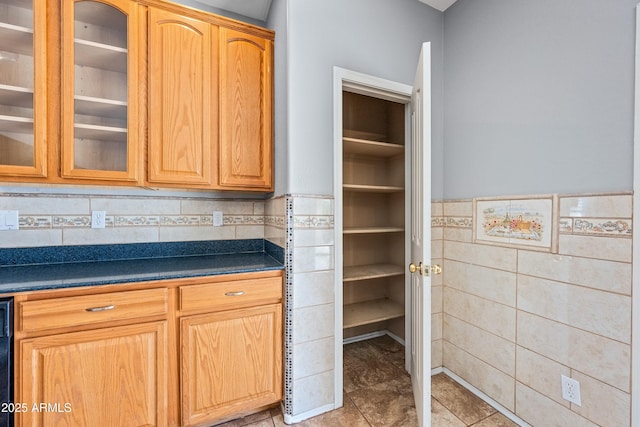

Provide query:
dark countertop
left=0, top=239, right=284, bottom=294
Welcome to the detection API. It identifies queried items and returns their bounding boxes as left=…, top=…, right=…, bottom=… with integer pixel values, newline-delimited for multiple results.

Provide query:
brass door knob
left=409, top=262, right=423, bottom=274
left=430, top=264, right=442, bottom=275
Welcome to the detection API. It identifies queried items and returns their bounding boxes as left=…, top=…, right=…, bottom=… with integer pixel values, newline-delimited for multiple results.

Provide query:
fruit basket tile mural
left=474, top=195, right=557, bottom=251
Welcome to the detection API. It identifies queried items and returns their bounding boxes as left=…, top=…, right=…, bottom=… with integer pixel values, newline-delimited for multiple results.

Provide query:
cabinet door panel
left=0, top=0, right=47, bottom=178
left=219, top=28, right=272, bottom=190
left=147, top=8, right=216, bottom=186
left=19, top=321, right=167, bottom=426
left=181, top=304, right=282, bottom=426
left=61, top=0, right=140, bottom=182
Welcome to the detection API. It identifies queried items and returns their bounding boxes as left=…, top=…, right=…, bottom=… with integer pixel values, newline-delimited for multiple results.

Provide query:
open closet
left=341, top=90, right=408, bottom=344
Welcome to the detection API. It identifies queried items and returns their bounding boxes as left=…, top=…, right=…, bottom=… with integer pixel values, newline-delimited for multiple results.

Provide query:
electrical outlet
left=91, top=211, right=106, bottom=229
left=213, top=211, right=223, bottom=227
left=561, top=375, right=582, bottom=406
left=0, top=210, right=19, bottom=231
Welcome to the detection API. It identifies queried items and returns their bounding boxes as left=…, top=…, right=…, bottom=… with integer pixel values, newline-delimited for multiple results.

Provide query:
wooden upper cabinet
left=219, top=28, right=273, bottom=191
left=60, top=0, right=141, bottom=182
left=0, top=0, right=47, bottom=178
left=0, top=0, right=275, bottom=191
left=147, top=7, right=217, bottom=186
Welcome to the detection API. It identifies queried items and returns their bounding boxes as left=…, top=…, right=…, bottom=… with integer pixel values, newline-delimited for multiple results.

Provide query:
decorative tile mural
left=474, top=195, right=557, bottom=251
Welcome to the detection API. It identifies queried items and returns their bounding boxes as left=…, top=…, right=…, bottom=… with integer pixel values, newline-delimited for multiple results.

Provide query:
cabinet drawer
left=19, top=288, right=168, bottom=333
left=181, top=277, right=282, bottom=313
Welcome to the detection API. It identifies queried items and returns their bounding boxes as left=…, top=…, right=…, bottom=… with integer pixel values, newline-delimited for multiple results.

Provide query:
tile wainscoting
left=282, top=195, right=336, bottom=423
left=439, top=193, right=632, bottom=427
left=1, top=191, right=632, bottom=426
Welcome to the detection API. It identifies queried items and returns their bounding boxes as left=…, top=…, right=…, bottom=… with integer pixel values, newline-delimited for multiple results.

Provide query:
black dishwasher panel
left=0, top=299, right=13, bottom=427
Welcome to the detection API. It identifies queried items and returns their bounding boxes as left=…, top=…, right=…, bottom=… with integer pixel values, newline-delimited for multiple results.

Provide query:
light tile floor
left=216, top=336, right=518, bottom=427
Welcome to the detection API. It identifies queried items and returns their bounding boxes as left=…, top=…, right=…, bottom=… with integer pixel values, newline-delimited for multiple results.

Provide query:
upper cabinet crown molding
left=137, top=0, right=274, bottom=40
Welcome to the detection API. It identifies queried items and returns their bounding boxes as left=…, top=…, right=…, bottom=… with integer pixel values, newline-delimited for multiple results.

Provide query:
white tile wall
left=441, top=193, right=633, bottom=427
left=287, top=195, right=336, bottom=419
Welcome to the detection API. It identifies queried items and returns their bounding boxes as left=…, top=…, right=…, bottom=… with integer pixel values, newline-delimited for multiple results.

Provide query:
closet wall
left=341, top=91, right=407, bottom=341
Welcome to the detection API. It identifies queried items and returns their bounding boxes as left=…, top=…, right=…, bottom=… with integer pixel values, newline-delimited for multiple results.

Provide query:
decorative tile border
left=432, top=217, right=446, bottom=227
left=440, top=194, right=634, bottom=245
left=265, top=215, right=286, bottom=228
left=563, top=217, right=633, bottom=237
left=445, top=217, right=472, bottom=228
left=18, top=214, right=266, bottom=229
left=292, top=215, right=334, bottom=229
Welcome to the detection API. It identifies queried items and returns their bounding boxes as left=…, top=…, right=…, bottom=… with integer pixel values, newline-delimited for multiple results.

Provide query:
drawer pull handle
left=225, top=291, right=245, bottom=297
left=85, top=304, right=115, bottom=312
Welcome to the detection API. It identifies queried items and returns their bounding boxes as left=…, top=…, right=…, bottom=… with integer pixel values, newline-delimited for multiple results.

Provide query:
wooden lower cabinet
left=19, top=321, right=167, bottom=426
left=13, top=271, right=283, bottom=427
left=181, top=304, right=283, bottom=427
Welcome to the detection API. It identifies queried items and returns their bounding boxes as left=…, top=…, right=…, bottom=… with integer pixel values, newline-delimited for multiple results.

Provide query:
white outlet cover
left=0, top=210, right=19, bottom=230
left=213, top=211, right=223, bottom=227
left=91, top=211, right=106, bottom=229
left=561, top=374, right=582, bottom=406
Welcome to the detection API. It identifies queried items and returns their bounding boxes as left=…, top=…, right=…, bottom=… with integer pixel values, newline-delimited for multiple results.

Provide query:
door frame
left=631, top=4, right=639, bottom=425
left=332, top=66, right=414, bottom=409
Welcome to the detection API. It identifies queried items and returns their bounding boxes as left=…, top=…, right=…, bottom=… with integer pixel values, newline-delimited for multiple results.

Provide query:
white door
left=410, top=42, right=432, bottom=427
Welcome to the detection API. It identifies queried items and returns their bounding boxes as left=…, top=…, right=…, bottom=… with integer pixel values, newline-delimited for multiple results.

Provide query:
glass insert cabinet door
left=0, top=0, right=46, bottom=177
left=61, top=0, right=139, bottom=182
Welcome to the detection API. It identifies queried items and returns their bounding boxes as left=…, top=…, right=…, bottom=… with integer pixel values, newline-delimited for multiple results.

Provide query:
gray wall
left=443, top=0, right=637, bottom=199
left=285, top=0, right=445, bottom=198
left=267, top=0, right=289, bottom=196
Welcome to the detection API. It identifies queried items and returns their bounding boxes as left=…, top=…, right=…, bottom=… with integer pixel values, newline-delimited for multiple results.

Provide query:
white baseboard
left=283, top=403, right=336, bottom=425
left=342, top=329, right=406, bottom=346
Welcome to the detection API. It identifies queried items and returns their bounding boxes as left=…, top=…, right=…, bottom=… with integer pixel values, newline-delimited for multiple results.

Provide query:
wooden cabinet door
left=0, top=0, right=47, bottom=178
left=18, top=321, right=167, bottom=427
left=219, top=28, right=273, bottom=190
left=60, top=0, right=141, bottom=183
left=147, top=8, right=217, bottom=186
left=181, top=304, right=282, bottom=426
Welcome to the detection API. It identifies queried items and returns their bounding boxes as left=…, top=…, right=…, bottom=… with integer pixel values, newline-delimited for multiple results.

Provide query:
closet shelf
left=0, top=22, right=33, bottom=56
left=344, top=264, right=405, bottom=282
left=343, top=226, right=404, bottom=235
left=343, top=184, right=404, bottom=193
left=343, top=298, right=404, bottom=329
left=343, top=137, right=404, bottom=158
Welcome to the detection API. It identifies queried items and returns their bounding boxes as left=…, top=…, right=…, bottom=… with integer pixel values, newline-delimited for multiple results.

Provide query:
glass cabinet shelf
left=0, top=115, right=33, bottom=133
left=74, top=95, right=127, bottom=118
left=0, top=84, right=33, bottom=109
left=74, top=38, right=127, bottom=73
left=74, top=123, right=127, bottom=142
left=0, top=22, right=33, bottom=56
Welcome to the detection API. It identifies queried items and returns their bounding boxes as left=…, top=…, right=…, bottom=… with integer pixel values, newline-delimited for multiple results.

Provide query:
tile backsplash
left=0, top=192, right=269, bottom=247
